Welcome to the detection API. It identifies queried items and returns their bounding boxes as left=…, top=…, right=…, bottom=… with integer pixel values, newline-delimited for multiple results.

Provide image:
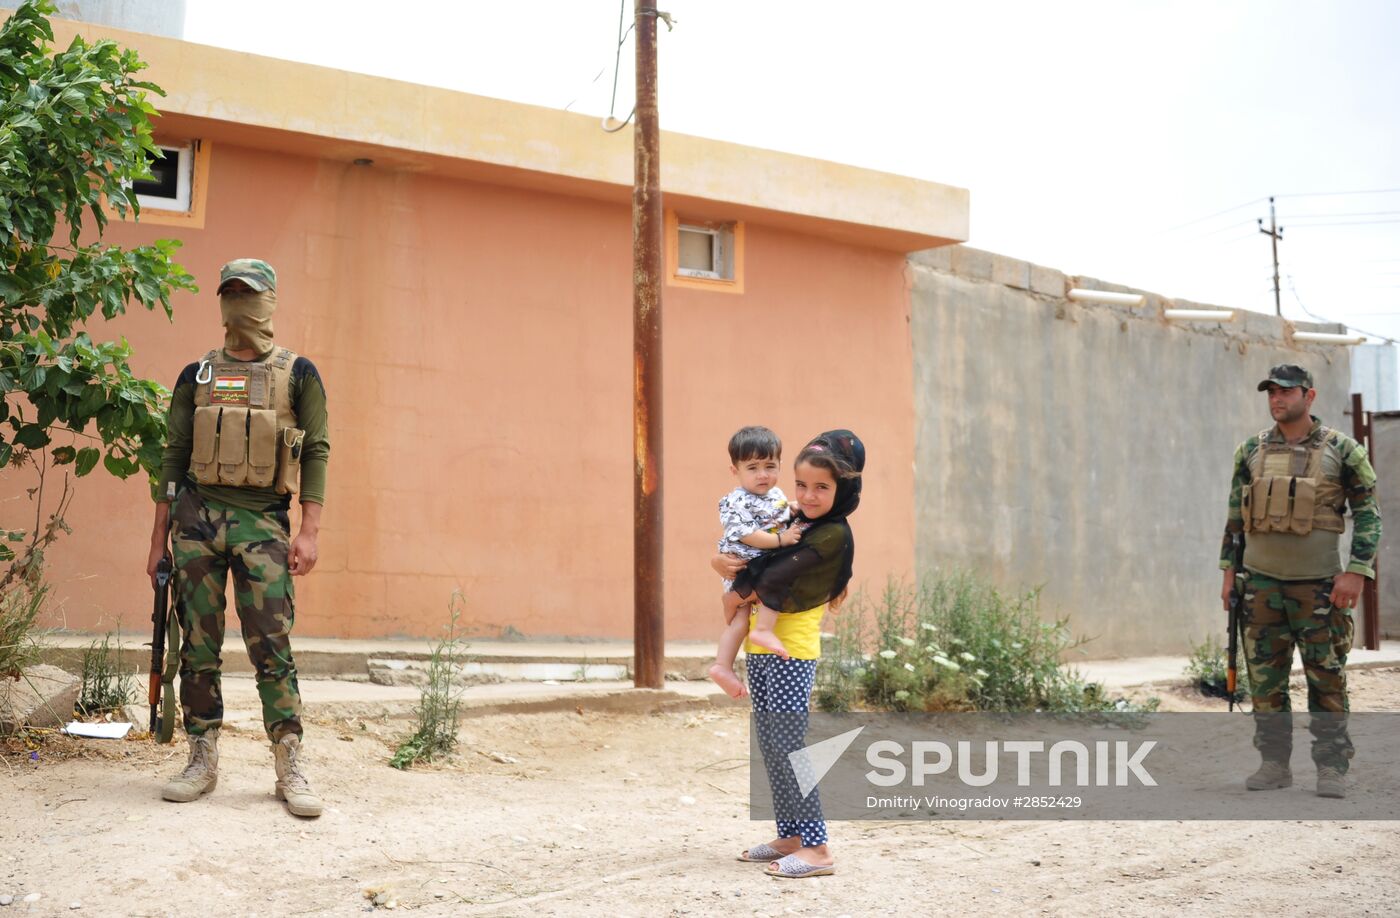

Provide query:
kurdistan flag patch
left=211, top=375, right=250, bottom=404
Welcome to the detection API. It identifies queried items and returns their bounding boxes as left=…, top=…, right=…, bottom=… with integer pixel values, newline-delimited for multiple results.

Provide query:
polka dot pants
left=748, top=654, right=828, bottom=847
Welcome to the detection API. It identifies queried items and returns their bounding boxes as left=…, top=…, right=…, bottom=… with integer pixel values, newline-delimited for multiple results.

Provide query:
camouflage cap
left=1256, top=364, right=1314, bottom=391
left=217, top=258, right=277, bottom=293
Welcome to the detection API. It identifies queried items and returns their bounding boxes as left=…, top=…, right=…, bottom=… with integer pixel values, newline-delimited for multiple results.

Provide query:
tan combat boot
left=1316, top=765, right=1345, bottom=799
left=273, top=734, right=323, bottom=817
left=1245, top=759, right=1292, bottom=790
left=162, top=729, right=219, bottom=802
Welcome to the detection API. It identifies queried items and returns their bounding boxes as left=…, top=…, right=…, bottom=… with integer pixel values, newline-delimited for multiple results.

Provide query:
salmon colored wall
left=30, top=141, right=915, bottom=640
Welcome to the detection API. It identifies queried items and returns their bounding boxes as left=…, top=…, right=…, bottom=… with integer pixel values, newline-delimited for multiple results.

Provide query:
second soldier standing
left=1220, top=364, right=1381, bottom=799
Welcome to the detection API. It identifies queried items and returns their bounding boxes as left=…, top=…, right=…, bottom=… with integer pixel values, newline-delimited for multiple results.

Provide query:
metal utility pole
left=1258, top=196, right=1284, bottom=317
left=632, top=1, right=664, bottom=689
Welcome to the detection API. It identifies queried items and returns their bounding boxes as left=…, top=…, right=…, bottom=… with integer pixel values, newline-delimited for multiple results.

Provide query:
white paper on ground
left=62, top=721, right=133, bottom=739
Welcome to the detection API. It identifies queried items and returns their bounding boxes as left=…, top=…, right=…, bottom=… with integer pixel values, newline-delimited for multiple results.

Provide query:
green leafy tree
left=0, top=0, right=195, bottom=572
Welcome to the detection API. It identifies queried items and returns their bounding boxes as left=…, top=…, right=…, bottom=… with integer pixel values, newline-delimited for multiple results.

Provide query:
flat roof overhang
left=51, top=18, right=969, bottom=253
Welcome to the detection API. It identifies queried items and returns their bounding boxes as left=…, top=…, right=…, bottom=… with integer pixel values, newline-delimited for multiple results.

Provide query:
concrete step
left=37, top=632, right=717, bottom=682
left=181, top=675, right=741, bottom=730
left=1077, top=641, right=1400, bottom=691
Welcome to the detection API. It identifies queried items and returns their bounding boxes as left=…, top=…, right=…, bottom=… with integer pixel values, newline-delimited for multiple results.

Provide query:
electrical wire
left=1158, top=189, right=1400, bottom=236
left=1284, top=219, right=1400, bottom=229
left=1155, top=198, right=1265, bottom=234
left=1279, top=210, right=1400, bottom=220
left=601, top=0, right=636, bottom=132
left=1275, top=188, right=1400, bottom=199
left=1286, top=275, right=1397, bottom=344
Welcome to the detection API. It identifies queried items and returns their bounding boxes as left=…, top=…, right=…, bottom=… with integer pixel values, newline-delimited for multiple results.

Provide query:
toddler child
left=708, top=426, right=803, bottom=697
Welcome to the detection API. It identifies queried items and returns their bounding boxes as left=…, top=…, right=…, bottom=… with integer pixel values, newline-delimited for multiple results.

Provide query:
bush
left=391, top=593, right=469, bottom=769
left=816, top=573, right=1157, bottom=714
left=0, top=0, right=195, bottom=682
left=0, top=585, right=46, bottom=678
left=1185, top=633, right=1250, bottom=703
left=76, top=632, right=136, bottom=716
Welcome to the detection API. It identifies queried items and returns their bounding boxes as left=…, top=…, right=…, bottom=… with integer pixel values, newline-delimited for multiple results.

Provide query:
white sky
left=183, top=0, right=1400, bottom=347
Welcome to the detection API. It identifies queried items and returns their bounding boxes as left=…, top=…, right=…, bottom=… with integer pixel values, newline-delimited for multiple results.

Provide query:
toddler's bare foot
left=708, top=664, right=749, bottom=698
left=747, top=628, right=790, bottom=659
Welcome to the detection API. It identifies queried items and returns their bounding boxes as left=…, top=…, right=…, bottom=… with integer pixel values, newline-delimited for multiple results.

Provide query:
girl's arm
left=737, top=523, right=848, bottom=611
left=712, top=553, right=746, bottom=578
left=737, top=527, right=801, bottom=550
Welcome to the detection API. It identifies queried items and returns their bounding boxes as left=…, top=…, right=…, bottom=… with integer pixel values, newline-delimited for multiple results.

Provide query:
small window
left=133, top=144, right=194, bottom=212
left=677, top=222, right=734, bottom=280
left=666, top=211, right=745, bottom=293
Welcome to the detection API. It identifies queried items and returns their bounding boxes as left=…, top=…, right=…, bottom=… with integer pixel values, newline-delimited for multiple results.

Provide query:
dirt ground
left=3, top=670, right=1400, bottom=917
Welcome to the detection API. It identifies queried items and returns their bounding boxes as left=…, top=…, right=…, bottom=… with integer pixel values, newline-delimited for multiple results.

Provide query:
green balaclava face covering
left=220, top=288, right=276, bottom=354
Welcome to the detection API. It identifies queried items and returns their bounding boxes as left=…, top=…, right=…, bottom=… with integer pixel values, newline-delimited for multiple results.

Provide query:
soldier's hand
left=289, top=533, right=319, bottom=576
left=146, top=542, right=167, bottom=590
left=1329, top=572, right=1364, bottom=610
left=1221, top=568, right=1235, bottom=612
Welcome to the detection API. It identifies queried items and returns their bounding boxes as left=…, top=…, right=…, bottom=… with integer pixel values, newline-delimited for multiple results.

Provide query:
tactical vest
left=1241, top=427, right=1346, bottom=536
left=188, top=347, right=305, bottom=495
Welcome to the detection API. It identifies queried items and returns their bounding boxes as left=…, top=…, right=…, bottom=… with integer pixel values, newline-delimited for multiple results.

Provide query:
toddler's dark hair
left=728, top=426, right=782, bottom=464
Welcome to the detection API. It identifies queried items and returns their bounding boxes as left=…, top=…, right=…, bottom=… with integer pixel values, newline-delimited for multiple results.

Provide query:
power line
left=562, top=66, right=608, bottom=113
left=1286, top=275, right=1397, bottom=344
left=1275, top=188, right=1400, bottom=199
left=602, top=0, right=636, bottom=132
left=1193, top=218, right=1255, bottom=238
left=1280, top=210, right=1400, bottom=220
left=562, top=0, right=636, bottom=130
left=1156, top=189, right=1400, bottom=235
left=1286, top=218, right=1400, bottom=229
left=1155, top=198, right=1265, bottom=234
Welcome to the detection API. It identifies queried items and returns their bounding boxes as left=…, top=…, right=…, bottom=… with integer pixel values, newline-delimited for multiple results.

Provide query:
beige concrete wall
left=910, top=246, right=1354, bottom=658
left=1374, top=414, right=1399, bottom=638
left=29, top=141, right=916, bottom=641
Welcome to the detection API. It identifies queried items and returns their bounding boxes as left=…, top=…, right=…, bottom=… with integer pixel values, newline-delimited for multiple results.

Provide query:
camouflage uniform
left=1220, top=375, right=1380, bottom=773
left=170, top=489, right=302, bottom=741
left=158, top=260, right=330, bottom=744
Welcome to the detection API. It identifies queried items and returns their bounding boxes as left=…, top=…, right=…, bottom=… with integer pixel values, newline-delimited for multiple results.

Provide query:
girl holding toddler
left=713, top=428, right=865, bottom=879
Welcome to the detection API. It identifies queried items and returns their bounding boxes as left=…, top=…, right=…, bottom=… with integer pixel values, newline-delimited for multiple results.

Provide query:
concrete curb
left=36, top=635, right=717, bottom=680
left=217, top=678, right=741, bottom=729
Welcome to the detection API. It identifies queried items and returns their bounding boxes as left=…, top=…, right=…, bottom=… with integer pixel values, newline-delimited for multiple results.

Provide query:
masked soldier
left=144, top=259, right=329, bottom=817
left=1219, top=364, right=1381, bottom=799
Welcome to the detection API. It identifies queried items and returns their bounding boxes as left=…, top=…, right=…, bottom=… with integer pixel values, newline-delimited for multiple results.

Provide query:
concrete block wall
left=1374, top=413, right=1399, bottom=638
left=909, top=245, right=1354, bottom=658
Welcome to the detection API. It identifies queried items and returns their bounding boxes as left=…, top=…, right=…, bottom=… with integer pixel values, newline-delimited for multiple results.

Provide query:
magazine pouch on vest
left=247, top=409, right=278, bottom=488
left=275, top=427, right=305, bottom=496
left=190, top=404, right=220, bottom=485
left=216, top=407, right=249, bottom=486
left=1242, top=428, right=1345, bottom=537
left=189, top=347, right=301, bottom=494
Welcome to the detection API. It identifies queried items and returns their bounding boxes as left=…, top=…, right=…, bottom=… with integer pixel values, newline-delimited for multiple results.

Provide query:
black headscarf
left=733, top=429, right=865, bottom=613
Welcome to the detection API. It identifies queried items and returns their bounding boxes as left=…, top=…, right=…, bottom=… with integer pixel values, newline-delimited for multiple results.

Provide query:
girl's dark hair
left=793, top=443, right=861, bottom=480
left=728, top=425, right=782, bottom=464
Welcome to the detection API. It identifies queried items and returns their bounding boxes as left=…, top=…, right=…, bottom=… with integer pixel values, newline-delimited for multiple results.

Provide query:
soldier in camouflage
left=144, top=259, right=330, bottom=818
left=1219, top=364, right=1381, bottom=799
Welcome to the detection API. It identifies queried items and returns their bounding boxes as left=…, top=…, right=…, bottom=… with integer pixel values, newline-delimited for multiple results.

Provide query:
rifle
left=1227, top=532, right=1245, bottom=712
left=148, top=553, right=179, bottom=742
